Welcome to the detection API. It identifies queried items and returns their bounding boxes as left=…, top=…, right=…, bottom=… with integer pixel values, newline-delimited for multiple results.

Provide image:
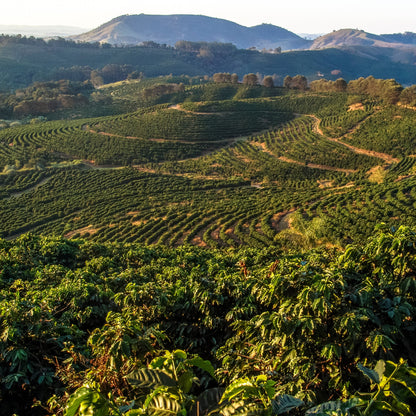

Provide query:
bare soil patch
left=65, top=225, right=99, bottom=239
left=191, top=235, right=208, bottom=247
left=348, top=103, right=365, bottom=111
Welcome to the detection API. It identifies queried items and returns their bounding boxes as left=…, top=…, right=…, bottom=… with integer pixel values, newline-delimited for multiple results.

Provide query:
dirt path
left=307, top=114, right=400, bottom=164
left=278, top=156, right=356, bottom=174
left=397, top=103, right=416, bottom=111
left=5, top=176, right=53, bottom=200
left=252, top=142, right=357, bottom=174
left=133, top=166, right=229, bottom=181
left=84, top=126, right=203, bottom=144
left=169, top=104, right=233, bottom=116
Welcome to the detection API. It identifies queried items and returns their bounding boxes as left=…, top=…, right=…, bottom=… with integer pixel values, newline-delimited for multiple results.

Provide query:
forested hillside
left=0, top=35, right=416, bottom=90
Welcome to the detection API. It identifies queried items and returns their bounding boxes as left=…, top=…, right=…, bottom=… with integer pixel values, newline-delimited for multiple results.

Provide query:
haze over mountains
left=0, top=25, right=87, bottom=38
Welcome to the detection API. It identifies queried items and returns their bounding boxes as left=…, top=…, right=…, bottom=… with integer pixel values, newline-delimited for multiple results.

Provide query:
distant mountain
left=310, top=29, right=416, bottom=49
left=309, top=29, right=416, bottom=67
left=72, top=14, right=311, bottom=50
left=0, top=25, right=87, bottom=38
left=297, top=33, right=325, bottom=40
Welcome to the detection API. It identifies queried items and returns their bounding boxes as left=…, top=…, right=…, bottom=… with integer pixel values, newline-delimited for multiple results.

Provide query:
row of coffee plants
left=345, top=106, right=416, bottom=157
left=1, top=226, right=416, bottom=414
left=251, top=116, right=380, bottom=170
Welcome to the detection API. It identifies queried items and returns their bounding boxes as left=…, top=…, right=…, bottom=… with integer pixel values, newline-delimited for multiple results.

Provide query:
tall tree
left=213, top=73, right=232, bottom=83
left=262, top=76, right=274, bottom=88
left=242, top=73, right=258, bottom=86
left=283, top=75, right=292, bottom=89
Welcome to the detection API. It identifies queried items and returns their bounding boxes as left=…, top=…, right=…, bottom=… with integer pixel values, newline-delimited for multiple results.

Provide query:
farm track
left=308, top=114, right=400, bottom=164
left=251, top=142, right=357, bottom=174
left=278, top=156, right=357, bottom=174
left=4, top=176, right=53, bottom=200
left=168, top=104, right=226, bottom=115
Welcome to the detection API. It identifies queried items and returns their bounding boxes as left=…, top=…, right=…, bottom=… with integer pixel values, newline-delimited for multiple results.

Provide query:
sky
left=2, top=0, right=415, bottom=35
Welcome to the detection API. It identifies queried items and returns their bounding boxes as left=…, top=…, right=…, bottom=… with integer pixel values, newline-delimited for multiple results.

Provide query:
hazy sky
left=2, top=0, right=415, bottom=34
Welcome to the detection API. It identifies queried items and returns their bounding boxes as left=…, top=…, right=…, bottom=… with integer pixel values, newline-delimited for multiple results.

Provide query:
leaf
left=374, top=360, right=386, bottom=382
left=220, top=379, right=256, bottom=403
left=177, top=370, right=194, bottom=394
left=187, top=356, right=216, bottom=378
left=357, top=363, right=380, bottom=385
left=126, top=410, right=146, bottom=416
left=64, top=387, right=110, bottom=416
left=65, top=387, right=95, bottom=416
left=305, top=398, right=361, bottom=416
left=271, top=394, right=304, bottom=415
left=146, top=393, right=182, bottom=416
left=220, top=400, right=261, bottom=416
left=190, top=388, right=225, bottom=416
left=126, top=368, right=176, bottom=388
left=172, top=350, right=187, bottom=360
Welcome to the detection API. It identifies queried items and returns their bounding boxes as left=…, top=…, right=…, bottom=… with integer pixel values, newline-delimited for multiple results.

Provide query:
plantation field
left=1, top=85, right=416, bottom=247
left=2, top=80, right=416, bottom=415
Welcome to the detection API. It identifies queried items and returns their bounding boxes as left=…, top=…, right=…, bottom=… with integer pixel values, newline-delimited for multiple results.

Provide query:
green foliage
left=65, top=386, right=117, bottom=416
left=126, top=369, right=177, bottom=389
left=1, top=223, right=416, bottom=414
left=308, top=359, right=416, bottom=415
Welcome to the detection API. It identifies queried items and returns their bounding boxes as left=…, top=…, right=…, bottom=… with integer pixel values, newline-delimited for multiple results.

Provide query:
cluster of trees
left=212, top=72, right=239, bottom=83
left=0, top=34, right=111, bottom=49
left=0, top=80, right=93, bottom=118
left=401, top=85, right=416, bottom=106
left=175, top=41, right=237, bottom=55
left=283, top=75, right=308, bottom=90
left=309, top=78, right=348, bottom=92
left=141, top=83, right=185, bottom=100
left=212, top=73, right=275, bottom=88
left=307, top=76, right=416, bottom=107
left=348, top=76, right=402, bottom=104
left=242, top=73, right=259, bottom=86
left=175, top=41, right=237, bottom=63
left=90, top=64, right=143, bottom=86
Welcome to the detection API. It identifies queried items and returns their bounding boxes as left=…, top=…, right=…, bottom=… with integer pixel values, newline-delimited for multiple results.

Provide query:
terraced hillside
left=1, top=85, right=416, bottom=247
